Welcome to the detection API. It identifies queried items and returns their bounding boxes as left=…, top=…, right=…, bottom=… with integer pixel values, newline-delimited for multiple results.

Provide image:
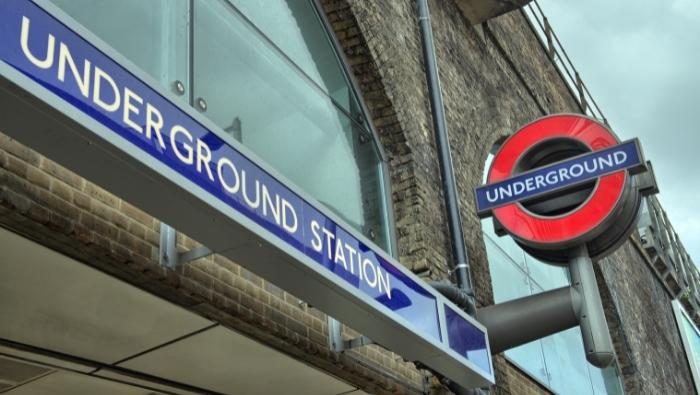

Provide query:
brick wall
left=597, top=236, right=695, bottom=394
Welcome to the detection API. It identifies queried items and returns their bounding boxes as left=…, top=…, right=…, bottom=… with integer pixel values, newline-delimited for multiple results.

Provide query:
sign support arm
left=476, top=285, right=580, bottom=354
left=569, top=245, right=615, bottom=367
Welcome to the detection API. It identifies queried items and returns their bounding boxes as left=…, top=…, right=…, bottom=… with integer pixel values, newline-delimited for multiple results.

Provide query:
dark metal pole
left=569, top=245, right=614, bottom=367
left=417, top=0, right=476, bottom=315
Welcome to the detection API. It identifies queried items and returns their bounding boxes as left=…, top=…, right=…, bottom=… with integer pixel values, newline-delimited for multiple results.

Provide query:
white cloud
left=671, top=0, right=700, bottom=21
left=537, top=0, right=700, bottom=264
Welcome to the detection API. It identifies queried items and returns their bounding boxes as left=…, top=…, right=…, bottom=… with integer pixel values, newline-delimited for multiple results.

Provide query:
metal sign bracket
left=159, top=223, right=214, bottom=268
left=327, top=317, right=374, bottom=352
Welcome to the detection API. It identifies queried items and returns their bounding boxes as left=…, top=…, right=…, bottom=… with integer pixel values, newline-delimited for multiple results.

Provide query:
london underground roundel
left=475, top=114, right=658, bottom=263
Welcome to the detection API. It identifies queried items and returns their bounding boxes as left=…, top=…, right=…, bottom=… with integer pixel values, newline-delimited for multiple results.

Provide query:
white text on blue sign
left=475, top=140, right=643, bottom=215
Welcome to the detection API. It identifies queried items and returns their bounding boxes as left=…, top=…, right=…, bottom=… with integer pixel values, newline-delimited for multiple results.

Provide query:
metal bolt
left=196, top=97, right=207, bottom=112
left=359, top=133, right=369, bottom=144
left=369, top=229, right=376, bottom=240
left=173, top=80, right=185, bottom=96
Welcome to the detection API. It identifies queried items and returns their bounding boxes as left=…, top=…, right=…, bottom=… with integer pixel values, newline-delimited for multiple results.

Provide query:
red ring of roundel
left=488, top=114, right=626, bottom=245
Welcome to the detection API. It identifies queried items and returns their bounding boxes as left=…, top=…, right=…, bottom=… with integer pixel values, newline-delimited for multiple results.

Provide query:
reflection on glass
left=673, top=301, right=700, bottom=393
left=194, top=0, right=389, bottom=251
left=525, top=254, right=569, bottom=291
left=482, top=220, right=526, bottom=269
left=50, top=0, right=189, bottom=91
left=589, top=363, right=624, bottom=395
left=541, top=328, right=594, bottom=395
left=485, top=237, right=549, bottom=383
left=228, top=0, right=358, bottom=112
left=485, top=237, right=530, bottom=304
left=682, top=315, right=700, bottom=363
left=505, top=340, right=549, bottom=385
left=637, top=198, right=652, bottom=229
left=50, top=0, right=393, bottom=252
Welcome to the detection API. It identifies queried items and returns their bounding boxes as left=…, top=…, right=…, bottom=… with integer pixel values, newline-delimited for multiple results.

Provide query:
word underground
left=484, top=150, right=628, bottom=204
left=18, top=15, right=392, bottom=300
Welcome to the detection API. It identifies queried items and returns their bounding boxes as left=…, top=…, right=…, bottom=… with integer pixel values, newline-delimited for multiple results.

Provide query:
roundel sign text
left=475, top=114, right=656, bottom=263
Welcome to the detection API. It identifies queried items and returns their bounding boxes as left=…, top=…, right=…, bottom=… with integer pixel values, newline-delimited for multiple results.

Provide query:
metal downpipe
left=428, top=280, right=473, bottom=311
left=417, top=0, right=476, bottom=316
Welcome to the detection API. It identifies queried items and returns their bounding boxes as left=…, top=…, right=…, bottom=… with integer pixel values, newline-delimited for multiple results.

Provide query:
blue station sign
left=475, top=139, right=644, bottom=216
left=0, top=0, right=493, bottom=388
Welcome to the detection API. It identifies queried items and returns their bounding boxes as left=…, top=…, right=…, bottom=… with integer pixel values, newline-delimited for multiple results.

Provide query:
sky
left=536, top=0, right=700, bottom=264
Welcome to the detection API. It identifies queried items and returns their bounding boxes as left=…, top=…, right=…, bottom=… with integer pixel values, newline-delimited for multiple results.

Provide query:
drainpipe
left=428, top=280, right=473, bottom=311
left=417, top=0, right=476, bottom=316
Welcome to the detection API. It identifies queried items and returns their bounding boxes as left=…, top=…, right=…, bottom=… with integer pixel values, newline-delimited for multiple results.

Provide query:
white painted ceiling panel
left=94, top=369, right=200, bottom=395
left=0, top=227, right=212, bottom=364
left=4, top=371, right=161, bottom=395
left=119, top=326, right=356, bottom=395
left=0, top=345, right=93, bottom=373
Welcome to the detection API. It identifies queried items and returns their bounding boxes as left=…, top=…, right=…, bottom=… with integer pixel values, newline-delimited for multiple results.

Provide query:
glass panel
left=589, top=364, right=624, bottom=395
left=193, top=0, right=389, bottom=250
left=482, top=219, right=526, bottom=269
left=485, top=236, right=530, bottom=304
left=228, top=0, right=358, bottom=114
left=525, top=254, right=570, bottom=291
left=49, top=0, right=189, bottom=92
left=505, top=341, right=549, bottom=386
left=681, top=311, right=700, bottom=370
left=541, top=328, right=594, bottom=395
left=637, top=198, right=652, bottom=229
left=485, top=237, right=549, bottom=383
left=675, top=302, right=700, bottom=393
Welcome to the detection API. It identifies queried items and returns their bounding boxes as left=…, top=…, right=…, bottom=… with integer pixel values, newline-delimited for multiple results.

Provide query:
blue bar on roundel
left=475, top=139, right=643, bottom=215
